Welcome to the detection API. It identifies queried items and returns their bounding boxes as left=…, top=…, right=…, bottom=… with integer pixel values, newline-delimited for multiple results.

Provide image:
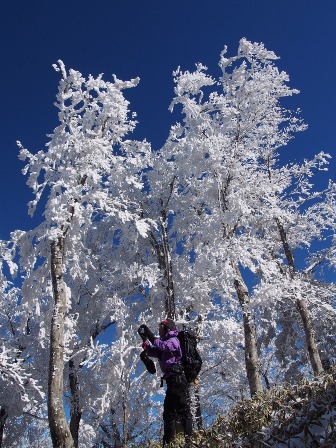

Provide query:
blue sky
left=0, top=0, right=335, bottom=240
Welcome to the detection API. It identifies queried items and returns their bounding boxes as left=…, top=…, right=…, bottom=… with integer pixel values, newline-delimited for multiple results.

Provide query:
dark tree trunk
left=234, top=264, right=263, bottom=396
left=69, top=359, right=82, bottom=448
left=48, top=237, right=75, bottom=448
left=193, top=379, right=203, bottom=430
left=159, top=212, right=176, bottom=319
left=150, top=214, right=176, bottom=319
left=296, top=299, right=323, bottom=374
left=122, top=399, right=128, bottom=448
left=275, top=218, right=295, bottom=274
left=276, top=218, right=323, bottom=375
left=0, top=407, right=7, bottom=448
left=149, top=177, right=177, bottom=319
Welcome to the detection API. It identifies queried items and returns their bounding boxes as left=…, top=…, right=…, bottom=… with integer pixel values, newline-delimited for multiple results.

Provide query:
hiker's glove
left=140, top=350, right=156, bottom=374
left=138, top=324, right=155, bottom=344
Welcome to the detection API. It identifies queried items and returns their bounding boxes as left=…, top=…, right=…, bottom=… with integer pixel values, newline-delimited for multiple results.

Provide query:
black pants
left=163, top=373, right=192, bottom=445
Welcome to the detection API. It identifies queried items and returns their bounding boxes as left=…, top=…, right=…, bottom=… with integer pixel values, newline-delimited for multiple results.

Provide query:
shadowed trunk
left=159, top=211, right=176, bottom=319
left=296, top=298, right=323, bottom=374
left=122, top=399, right=128, bottom=448
left=68, top=320, right=115, bottom=446
left=193, top=379, right=203, bottom=430
left=234, top=264, right=263, bottom=396
left=69, top=359, right=82, bottom=448
left=150, top=212, right=176, bottom=319
left=48, top=237, right=75, bottom=448
left=149, top=177, right=177, bottom=319
left=0, top=407, right=7, bottom=448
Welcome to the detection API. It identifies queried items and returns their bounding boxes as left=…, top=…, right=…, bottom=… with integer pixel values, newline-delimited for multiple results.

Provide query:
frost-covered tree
left=0, top=242, right=45, bottom=447
left=77, top=322, right=162, bottom=448
left=144, top=137, right=253, bottom=416
left=142, top=164, right=191, bottom=320
left=163, top=38, right=312, bottom=395
left=144, top=137, right=223, bottom=321
left=164, top=38, right=335, bottom=395
left=252, top=153, right=336, bottom=378
left=15, top=61, right=150, bottom=447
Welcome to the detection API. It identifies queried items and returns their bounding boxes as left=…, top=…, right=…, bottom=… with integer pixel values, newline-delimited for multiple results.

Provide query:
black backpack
left=178, top=329, right=202, bottom=383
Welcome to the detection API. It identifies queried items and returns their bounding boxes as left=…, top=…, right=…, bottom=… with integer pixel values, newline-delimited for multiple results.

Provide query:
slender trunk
left=69, top=359, right=82, bottom=448
left=0, top=407, right=7, bottom=448
left=193, top=379, right=203, bottom=430
left=233, top=264, right=263, bottom=396
left=48, top=237, right=75, bottom=448
left=275, top=218, right=295, bottom=275
left=217, top=172, right=261, bottom=394
left=192, top=315, right=203, bottom=428
left=107, top=408, right=122, bottom=447
left=150, top=214, right=176, bottom=319
left=149, top=177, right=177, bottom=319
left=122, top=398, right=128, bottom=448
left=275, top=218, right=323, bottom=375
left=160, top=213, right=175, bottom=319
left=296, top=299, right=323, bottom=374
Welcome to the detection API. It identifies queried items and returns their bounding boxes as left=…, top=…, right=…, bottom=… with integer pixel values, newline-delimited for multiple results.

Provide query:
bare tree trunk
left=0, top=407, right=7, bottom=448
left=149, top=177, right=177, bottom=319
left=296, top=298, right=323, bottom=374
left=150, top=213, right=176, bottom=319
left=159, top=212, right=176, bottom=319
left=275, top=218, right=323, bottom=375
left=99, top=408, right=123, bottom=447
left=69, top=359, right=82, bottom=448
left=67, top=319, right=115, bottom=446
left=48, top=237, right=75, bottom=448
left=122, top=399, right=128, bottom=448
left=109, top=408, right=122, bottom=447
left=233, top=264, right=263, bottom=396
left=192, top=315, right=203, bottom=428
left=193, top=379, right=203, bottom=430
left=275, top=218, right=295, bottom=274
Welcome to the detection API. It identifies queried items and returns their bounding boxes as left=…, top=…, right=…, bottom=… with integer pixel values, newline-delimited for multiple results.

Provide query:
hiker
left=139, top=319, right=193, bottom=446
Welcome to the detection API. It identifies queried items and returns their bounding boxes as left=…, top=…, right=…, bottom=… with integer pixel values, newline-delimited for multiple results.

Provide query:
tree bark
left=69, top=359, right=82, bottom=448
left=275, top=218, right=323, bottom=375
left=193, top=379, right=203, bottom=430
left=0, top=407, right=7, bottom=448
left=122, top=399, right=128, bottom=448
left=159, top=212, right=176, bottom=319
left=106, top=408, right=122, bottom=447
left=296, top=298, right=323, bottom=374
left=150, top=213, right=176, bottom=320
left=233, top=264, right=263, bottom=396
left=275, top=218, right=295, bottom=275
left=48, top=237, right=75, bottom=448
left=149, top=177, right=177, bottom=319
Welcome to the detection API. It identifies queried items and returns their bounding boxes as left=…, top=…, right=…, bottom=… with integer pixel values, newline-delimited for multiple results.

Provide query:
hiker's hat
left=159, top=318, right=176, bottom=331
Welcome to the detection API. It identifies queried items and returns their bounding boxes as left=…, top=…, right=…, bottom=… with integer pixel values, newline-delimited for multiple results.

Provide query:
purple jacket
left=144, top=330, right=182, bottom=377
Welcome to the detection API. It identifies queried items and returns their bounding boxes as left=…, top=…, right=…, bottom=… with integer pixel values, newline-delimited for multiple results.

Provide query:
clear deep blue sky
left=0, top=0, right=335, bottom=239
